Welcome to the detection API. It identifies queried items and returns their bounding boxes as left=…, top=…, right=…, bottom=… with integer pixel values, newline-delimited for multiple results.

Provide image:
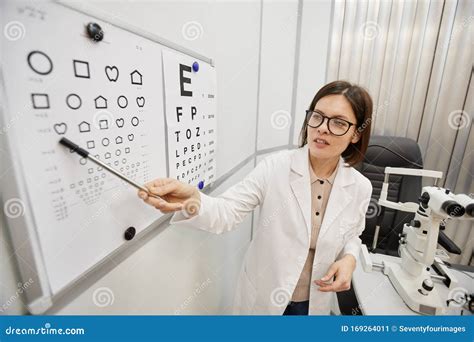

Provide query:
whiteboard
left=0, top=1, right=216, bottom=313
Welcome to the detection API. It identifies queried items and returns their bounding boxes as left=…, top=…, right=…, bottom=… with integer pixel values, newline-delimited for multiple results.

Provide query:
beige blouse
left=290, top=155, right=338, bottom=302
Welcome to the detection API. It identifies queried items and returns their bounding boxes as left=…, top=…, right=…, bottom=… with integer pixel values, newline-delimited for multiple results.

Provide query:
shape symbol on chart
left=125, top=147, right=130, bottom=153
left=117, top=95, right=128, bottom=108
left=31, top=93, right=50, bottom=109
left=104, top=152, right=111, bottom=159
left=105, top=66, right=119, bottom=82
left=78, top=121, right=91, bottom=133
left=131, top=116, right=139, bottom=126
left=87, top=140, right=95, bottom=149
left=73, top=60, right=90, bottom=78
left=94, top=96, right=108, bottom=109
left=127, top=134, right=134, bottom=141
left=116, top=118, right=125, bottom=128
left=99, top=119, right=109, bottom=130
left=53, top=122, right=67, bottom=135
left=115, top=136, right=123, bottom=144
left=102, top=138, right=110, bottom=146
left=136, top=97, right=145, bottom=107
left=66, top=94, right=82, bottom=110
left=130, top=70, right=142, bottom=85
left=28, top=51, right=53, bottom=75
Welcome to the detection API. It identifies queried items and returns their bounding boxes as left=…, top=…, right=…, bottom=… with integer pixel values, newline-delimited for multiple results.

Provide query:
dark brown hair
left=299, top=80, right=373, bottom=166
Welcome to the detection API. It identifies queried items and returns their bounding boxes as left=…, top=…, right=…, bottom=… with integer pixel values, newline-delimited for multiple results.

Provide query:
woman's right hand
left=137, top=178, right=201, bottom=216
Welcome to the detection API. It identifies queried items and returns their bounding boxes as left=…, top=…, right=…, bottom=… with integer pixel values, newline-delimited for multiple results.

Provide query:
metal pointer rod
left=58, top=137, right=162, bottom=200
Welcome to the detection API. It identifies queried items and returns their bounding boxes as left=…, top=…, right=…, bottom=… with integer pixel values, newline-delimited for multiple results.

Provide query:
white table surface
left=352, top=252, right=473, bottom=315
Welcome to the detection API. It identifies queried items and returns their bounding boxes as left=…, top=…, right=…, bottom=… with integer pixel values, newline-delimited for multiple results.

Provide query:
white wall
left=292, top=0, right=332, bottom=146
left=257, top=0, right=298, bottom=150
left=0, top=0, right=332, bottom=315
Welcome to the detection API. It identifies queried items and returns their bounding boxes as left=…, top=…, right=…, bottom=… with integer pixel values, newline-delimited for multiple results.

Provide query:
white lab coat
left=170, top=145, right=373, bottom=315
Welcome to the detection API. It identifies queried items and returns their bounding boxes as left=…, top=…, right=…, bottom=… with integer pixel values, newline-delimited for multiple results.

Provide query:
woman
left=138, top=80, right=373, bottom=315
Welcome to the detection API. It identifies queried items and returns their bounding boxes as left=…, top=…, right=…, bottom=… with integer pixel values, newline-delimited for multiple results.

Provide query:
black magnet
left=86, top=22, right=104, bottom=42
left=124, top=226, right=136, bottom=241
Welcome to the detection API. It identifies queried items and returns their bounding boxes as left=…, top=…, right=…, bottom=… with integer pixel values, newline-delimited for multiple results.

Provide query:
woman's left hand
left=314, top=254, right=356, bottom=292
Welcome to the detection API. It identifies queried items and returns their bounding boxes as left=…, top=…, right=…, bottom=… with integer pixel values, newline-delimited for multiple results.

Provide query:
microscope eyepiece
left=441, top=200, right=465, bottom=217
left=465, top=203, right=474, bottom=217
left=451, top=193, right=474, bottom=218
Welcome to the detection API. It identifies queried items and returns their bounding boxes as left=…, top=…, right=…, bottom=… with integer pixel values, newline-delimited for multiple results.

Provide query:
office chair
left=356, top=135, right=424, bottom=255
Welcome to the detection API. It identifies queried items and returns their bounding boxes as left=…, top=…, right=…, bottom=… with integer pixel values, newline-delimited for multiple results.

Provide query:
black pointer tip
left=59, top=137, right=89, bottom=158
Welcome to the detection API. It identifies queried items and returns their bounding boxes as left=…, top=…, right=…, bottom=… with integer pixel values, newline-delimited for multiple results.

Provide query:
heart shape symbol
left=136, top=97, right=145, bottom=107
left=116, top=118, right=125, bottom=128
left=127, top=134, right=134, bottom=141
left=105, top=66, right=119, bottom=82
left=53, top=123, right=67, bottom=135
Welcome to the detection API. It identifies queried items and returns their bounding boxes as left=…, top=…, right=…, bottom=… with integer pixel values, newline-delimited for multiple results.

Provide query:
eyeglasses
left=305, top=110, right=356, bottom=136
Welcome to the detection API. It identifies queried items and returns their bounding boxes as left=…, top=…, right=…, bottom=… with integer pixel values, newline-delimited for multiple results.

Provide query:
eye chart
left=1, top=2, right=216, bottom=313
left=163, top=50, right=217, bottom=188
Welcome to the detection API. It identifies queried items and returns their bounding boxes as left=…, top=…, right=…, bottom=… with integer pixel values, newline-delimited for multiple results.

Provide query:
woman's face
left=307, top=94, right=360, bottom=161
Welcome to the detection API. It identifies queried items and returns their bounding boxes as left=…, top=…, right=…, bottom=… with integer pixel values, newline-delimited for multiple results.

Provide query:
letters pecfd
left=173, top=105, right=202, bottom=180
